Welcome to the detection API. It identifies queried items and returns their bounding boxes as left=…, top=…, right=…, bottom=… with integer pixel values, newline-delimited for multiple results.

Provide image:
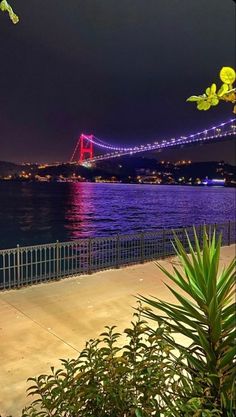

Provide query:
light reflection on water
left=0, top=182, right=235, bottom=248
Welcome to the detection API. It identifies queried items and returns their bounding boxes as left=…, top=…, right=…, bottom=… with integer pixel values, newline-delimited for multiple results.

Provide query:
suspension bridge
left=70, top=119, right=236, bottom=165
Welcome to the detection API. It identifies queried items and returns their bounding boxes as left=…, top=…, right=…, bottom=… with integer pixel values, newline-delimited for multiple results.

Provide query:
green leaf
left=206, top=232, right=221, bottom=303
left=197, top=101, right=205, bottom=110
left=222, top=314, right=236, bottom=333
left=211, top=97, right=219, bottom=106
left=157, top=257, right=204, bottom=306
left=222, top=303, right=236, bottom=320
left=219, top=332, right=236, bottom=351
left=173, top=235, right=201, bottom=284
left=210, top=83, right=217, bottom=94
left=197, top=327, right=216, bottom=364
left=217, top=261, right=236, bottom=306
left=184, top=350, right=206, bottom=372
left=218, top=83, right=229, bottom=97
left=197, top=100, right=211, bottom=110
left=164, top=284, right=206, bottom=323
left=219, top=67, right=236, bottom=85
left=0, top=0, right=19, bottom=23
left=185, top=235, right=206, bottom=297
left=218, top=346, right=236, bottom=369
left=186, top=95, right=201, bottom=102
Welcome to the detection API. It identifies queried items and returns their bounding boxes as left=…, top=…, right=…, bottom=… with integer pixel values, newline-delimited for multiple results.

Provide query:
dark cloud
left=0, top=0, right=235, bottom=163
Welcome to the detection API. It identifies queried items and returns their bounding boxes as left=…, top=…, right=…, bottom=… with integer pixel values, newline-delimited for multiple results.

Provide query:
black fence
left=0, top=221, right=235, bottom=290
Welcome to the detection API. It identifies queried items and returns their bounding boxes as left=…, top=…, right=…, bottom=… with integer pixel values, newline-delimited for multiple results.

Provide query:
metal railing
left=0, top=221, right=235, bottom=291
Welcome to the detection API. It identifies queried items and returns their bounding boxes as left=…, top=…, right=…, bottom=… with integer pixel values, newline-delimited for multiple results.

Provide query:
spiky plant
left=139, top=228, right=236, bottom=416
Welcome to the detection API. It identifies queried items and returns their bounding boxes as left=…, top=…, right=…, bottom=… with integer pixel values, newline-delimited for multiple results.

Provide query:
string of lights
left=71, top=119, right=235, bottom=163
left=92, top=118, right=235, bottom=156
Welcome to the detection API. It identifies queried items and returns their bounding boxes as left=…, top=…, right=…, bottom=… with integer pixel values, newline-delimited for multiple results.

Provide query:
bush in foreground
left=22, top=309, right=195, bottom=417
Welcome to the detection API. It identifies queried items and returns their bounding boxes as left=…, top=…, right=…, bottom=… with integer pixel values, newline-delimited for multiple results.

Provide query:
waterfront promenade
left=0, top=244, right=235, bottom=416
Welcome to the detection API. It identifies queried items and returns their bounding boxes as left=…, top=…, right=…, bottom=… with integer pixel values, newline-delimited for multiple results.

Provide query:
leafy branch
left=187, top=67, right=236, bottom=113
left=0, top=0, right=19, bottom=24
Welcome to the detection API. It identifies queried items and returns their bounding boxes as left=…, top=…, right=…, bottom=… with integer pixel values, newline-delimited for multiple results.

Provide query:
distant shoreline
left=0, top=179, right=235, bottom=187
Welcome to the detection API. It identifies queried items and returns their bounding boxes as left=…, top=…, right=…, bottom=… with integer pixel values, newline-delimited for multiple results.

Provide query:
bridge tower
left=70, top=134, right=94, bottom=164
left=79, top=134, right=94, bottom=163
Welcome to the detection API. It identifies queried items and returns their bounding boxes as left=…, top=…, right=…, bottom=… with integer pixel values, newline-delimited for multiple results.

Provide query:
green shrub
left=140, top=227, right=236, bottom=416
left=22, top=308, right=197, bottom=417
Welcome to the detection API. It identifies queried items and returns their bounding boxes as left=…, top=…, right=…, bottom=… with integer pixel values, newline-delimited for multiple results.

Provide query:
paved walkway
left=0, top=245, right=235, bottom=416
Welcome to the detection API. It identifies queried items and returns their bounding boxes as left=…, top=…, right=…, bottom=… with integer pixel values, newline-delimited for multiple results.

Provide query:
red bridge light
left=70, top=134, right=94, bottom=164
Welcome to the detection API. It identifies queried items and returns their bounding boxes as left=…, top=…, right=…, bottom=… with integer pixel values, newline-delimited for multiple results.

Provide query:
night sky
left=0, top=0, right=235, bottom=164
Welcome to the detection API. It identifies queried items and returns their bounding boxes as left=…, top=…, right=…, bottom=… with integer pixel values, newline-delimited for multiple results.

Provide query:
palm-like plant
left=139, top=228, right=236, bottom=415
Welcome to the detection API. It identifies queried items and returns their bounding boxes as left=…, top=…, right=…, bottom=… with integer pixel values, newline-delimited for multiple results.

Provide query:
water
left=0, top=182, right=235, bottom=249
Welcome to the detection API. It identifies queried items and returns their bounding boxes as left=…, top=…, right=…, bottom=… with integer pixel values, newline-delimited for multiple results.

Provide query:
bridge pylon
left=70, top=134, right=94, bottom=164
left=79, top=134, right=94, bottom=163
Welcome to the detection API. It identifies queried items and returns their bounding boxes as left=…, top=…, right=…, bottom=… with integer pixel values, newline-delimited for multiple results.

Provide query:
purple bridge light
left=70, top=119, right=235, bottom=164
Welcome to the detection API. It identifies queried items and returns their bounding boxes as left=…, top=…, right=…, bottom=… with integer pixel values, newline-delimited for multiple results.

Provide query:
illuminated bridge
left=70, top=118, right=236, bottom=165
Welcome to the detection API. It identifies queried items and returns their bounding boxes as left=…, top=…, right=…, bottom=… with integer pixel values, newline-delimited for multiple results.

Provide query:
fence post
left=182, top=227, right=185, bottom=249
left=88, top=238, right=92, bottom=274
left=16, top=244, right=20, bottom=288
left=228, top=221, right=231, bottom=246
left=116, top=234, right=120, bottom=268
left=140, top=231, right=144, bottom=263
left=162, top=229, right=165, bottom=258
left=56, top=240, right=60, bottom=279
